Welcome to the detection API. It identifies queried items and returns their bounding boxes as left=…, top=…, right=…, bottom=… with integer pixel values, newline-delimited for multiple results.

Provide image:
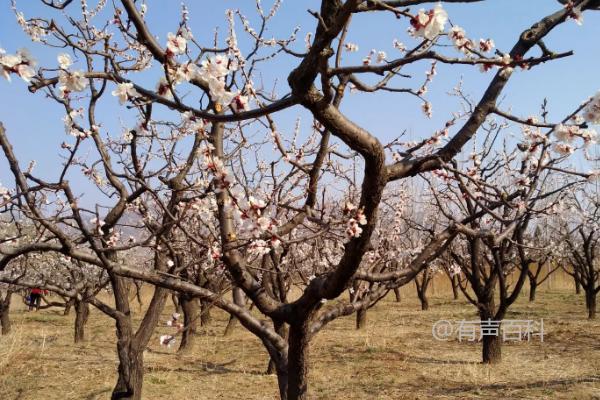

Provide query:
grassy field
left=1, top=278, right=599, bottom=399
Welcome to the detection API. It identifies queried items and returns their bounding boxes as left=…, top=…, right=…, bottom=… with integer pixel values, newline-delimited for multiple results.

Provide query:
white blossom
left=344, top=43, right=359, bottom=52
left=166, top=32, right=187, bottom=55
left=583, top=92, right=600, bottom=124
left=57, top=53, right=72, bottom=69
left=111, top=82, right=139, bottom=105
left=58, top=70, right=88, bottom=93
left=410, top=4, right=448, bottom=40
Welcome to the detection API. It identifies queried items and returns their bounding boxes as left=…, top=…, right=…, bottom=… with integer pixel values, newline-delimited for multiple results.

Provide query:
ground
left=1, top=278, right=599, bottom=399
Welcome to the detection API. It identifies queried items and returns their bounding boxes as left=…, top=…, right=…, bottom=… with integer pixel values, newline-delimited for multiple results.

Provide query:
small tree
left=559, top=192, right=600, bottom=319
left=433, top=115, right=591, bottom=363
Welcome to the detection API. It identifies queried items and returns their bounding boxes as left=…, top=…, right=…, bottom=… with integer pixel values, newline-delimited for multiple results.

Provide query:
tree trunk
left=224, top=287, right=245, bottom=336
left=112, top=342, right=144, bottom=400
left=224, top=314, right=238, bottom=336
left=575, top=275, right=582, bottom=295
left=276, top=365, right=289, bottom=400
left=268, top=346, right=289, bottom=400
left=109, top=271, right=168, bottom=400
left=355, top=307, right=367, bottom=330
left=267, top=321, right=289, bottom=375
left=171, top=293, right=182, bottom=314
left=418, top=291, right=429, bottom=311
left=529, top=278, right=537, bottom=302
left=479, top=295, right=501, bottom=364
left=585, top=289, right=597, bottom=320
left=393, top=287, right=401, bottom=302
left=287, top=319, right=311, bottom=400
left=482, top=333, right=502, bottom=364
left=416, top=277, right=429, bottom=311
left=451, top=276, right=459, bottom=300
left=178, top=295, right=199, bottom=353
left=74, top=300, right=89, bottom=343
left=64, top=298, right=74, bottom=316
left=0, top=291, right=12, bottom=335
left=200, top=298, right=212, bottom=326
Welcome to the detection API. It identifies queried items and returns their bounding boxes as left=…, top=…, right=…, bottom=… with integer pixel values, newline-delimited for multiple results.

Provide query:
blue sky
left=1, top=0, right=599, bottom=201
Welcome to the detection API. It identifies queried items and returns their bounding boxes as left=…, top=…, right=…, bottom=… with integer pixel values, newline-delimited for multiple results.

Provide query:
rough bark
left=451, top=275, right=460, bottom=300
left=585, top=289, right=597, bottom=319
left=224, top=287, right=244, bottom=336
left=355, top=307, right=367, bottom=330
left=74, top=300, right=89, bottom=343
left=287, top=318, right=311, bottom=400
left=575, top=275, right=582, bottom=295
left=112, top=342, right=144, bottom=400
left=200, top=298, right=212, bottom=326
left=178, top=295, right=199, bottom=353
left=64, top=298, right=74, bottom=316
left=223, top=314, right=238, bottom=336
left=110, top=273, right=169, bottom=400
left=482, top=333, right=502, bottom=364
left=0, top=291, right=12, bottom=335
left=415, top=272, right=430, bottom=311
left=393, top=287, right=401, bottom=302
left=171, top=293, right=182, bottom=314
left=480, top=299, right=502, bottom=364
left=419, top=294, right=429, bottom=311
left=267, top=321, right=289, bottom=375
left=529, top=277, right=537, bottom=302
left=276, top=366, right=289, bottom=400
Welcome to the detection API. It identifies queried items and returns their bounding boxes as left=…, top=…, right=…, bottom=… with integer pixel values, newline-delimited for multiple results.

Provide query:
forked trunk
left=112, top=341, right=144, bottom=400
left=355, top=307, right=367, bottom=330
left=74, top=300, right=89, bottom=343
left=178, top=295, right=199, bottom=353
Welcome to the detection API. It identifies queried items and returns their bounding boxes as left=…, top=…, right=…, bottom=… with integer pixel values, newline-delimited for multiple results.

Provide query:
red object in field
left=31, top=288, right=43, bottom=295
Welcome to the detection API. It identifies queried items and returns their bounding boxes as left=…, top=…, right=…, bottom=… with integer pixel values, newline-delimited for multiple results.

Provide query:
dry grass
left=1, top=276, right=599, bottom=399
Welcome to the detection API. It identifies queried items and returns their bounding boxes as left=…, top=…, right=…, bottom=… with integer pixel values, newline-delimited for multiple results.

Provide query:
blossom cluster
left=583, top=92, right=600, bottom=125
left=409, top=4, right=448, bottom=40
left=62, top=108, right=93, bottom=139
left=449, top=26, right=495, bottom=56
left=154, top=46, right=250, bottom=112
left=0, top=182, right=11, bottom=203
left=343, top=201, right=367, bottom=239
left=112, top=82, right=139, bottom=105
left=15, top=11, right=47, bottom=42
left=0, top=48, right=35, bottom=83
